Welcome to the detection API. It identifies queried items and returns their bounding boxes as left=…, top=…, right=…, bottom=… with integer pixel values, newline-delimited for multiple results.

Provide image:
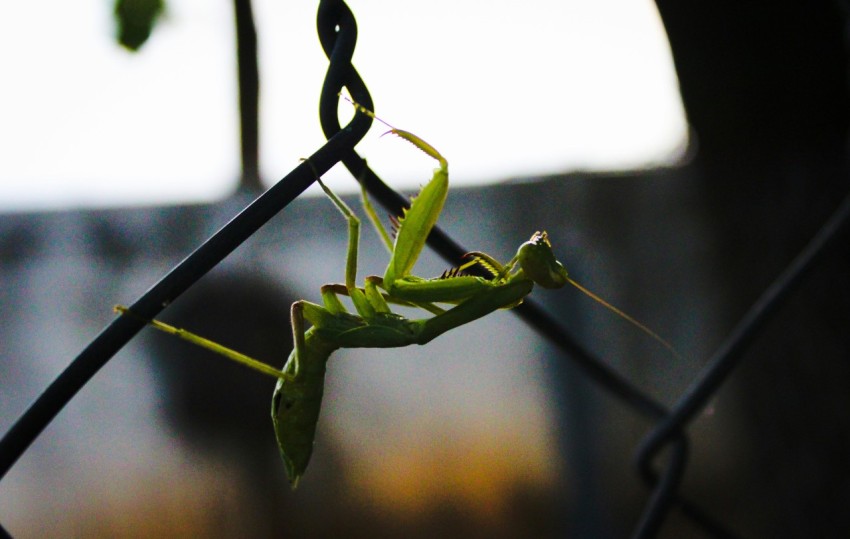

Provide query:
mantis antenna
left=565, top=277, right=682, bottom=360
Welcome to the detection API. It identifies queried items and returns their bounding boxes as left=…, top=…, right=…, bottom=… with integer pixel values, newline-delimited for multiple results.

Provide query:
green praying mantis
left=116, top=102, right=678, bottom=487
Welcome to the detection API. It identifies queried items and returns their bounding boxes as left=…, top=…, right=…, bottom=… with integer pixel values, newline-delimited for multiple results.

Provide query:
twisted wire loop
left=0, top=0, right=371, bottom=493
left=317, top=0, right=373, bottom=139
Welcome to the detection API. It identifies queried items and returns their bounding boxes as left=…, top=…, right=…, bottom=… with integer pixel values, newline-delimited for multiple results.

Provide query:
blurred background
left=1, top=1, right=849, bottom=537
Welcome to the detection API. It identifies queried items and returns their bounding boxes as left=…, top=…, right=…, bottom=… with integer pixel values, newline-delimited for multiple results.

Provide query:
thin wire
left=634, top=189, right=850, bottom=536
left=632, top=437, right=689, bottom=539
left=636, top=190, right=850, bottom=471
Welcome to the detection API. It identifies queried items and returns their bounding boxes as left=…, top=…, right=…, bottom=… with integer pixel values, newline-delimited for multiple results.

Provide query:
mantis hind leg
left=113, top=305, right=288, bottom=380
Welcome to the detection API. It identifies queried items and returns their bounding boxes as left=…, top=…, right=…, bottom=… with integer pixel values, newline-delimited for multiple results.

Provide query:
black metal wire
left=632, top=436, right=689, bottom=539
left=0, top=146, right=360, bottom=480
left=0, top=0, right=371, bottom=487
left=636, top=188, right=850, bottom=461
left=633, top=189, right=850, bottom=536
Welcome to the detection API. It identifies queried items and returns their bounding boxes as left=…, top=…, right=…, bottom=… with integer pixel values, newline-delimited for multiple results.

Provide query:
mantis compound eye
left=517, top=231, right=569, bottom=289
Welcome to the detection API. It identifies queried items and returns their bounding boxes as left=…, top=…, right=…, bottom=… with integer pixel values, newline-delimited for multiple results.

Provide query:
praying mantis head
left=515, top=231, right=570, bottom=289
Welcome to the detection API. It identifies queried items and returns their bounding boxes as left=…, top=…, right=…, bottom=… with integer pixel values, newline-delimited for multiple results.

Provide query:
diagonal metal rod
left=636, top=189, right=850, bottom=472
left=0, top=0, right=372, bottom=487
left=0, top=125, right=368, bottom=483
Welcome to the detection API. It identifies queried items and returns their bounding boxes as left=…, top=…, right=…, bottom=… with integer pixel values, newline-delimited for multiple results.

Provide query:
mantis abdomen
left=272, top=329, right=336, bottom=487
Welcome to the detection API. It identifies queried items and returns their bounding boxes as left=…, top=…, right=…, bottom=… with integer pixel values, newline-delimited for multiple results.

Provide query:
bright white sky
left=0, top=0, right=686, bottom=211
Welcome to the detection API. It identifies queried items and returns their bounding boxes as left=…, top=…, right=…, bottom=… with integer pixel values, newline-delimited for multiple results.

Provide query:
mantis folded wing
left=116, top=105, right=677, bottom=487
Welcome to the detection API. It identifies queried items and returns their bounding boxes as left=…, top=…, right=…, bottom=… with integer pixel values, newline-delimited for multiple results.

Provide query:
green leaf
left=114, top=0, right=164, bottom=51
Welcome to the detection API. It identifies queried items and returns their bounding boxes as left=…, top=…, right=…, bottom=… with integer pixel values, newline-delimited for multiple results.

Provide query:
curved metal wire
left=633, top=436, right=689, bottom=538
left=632, top=189, right=850, bottom=536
